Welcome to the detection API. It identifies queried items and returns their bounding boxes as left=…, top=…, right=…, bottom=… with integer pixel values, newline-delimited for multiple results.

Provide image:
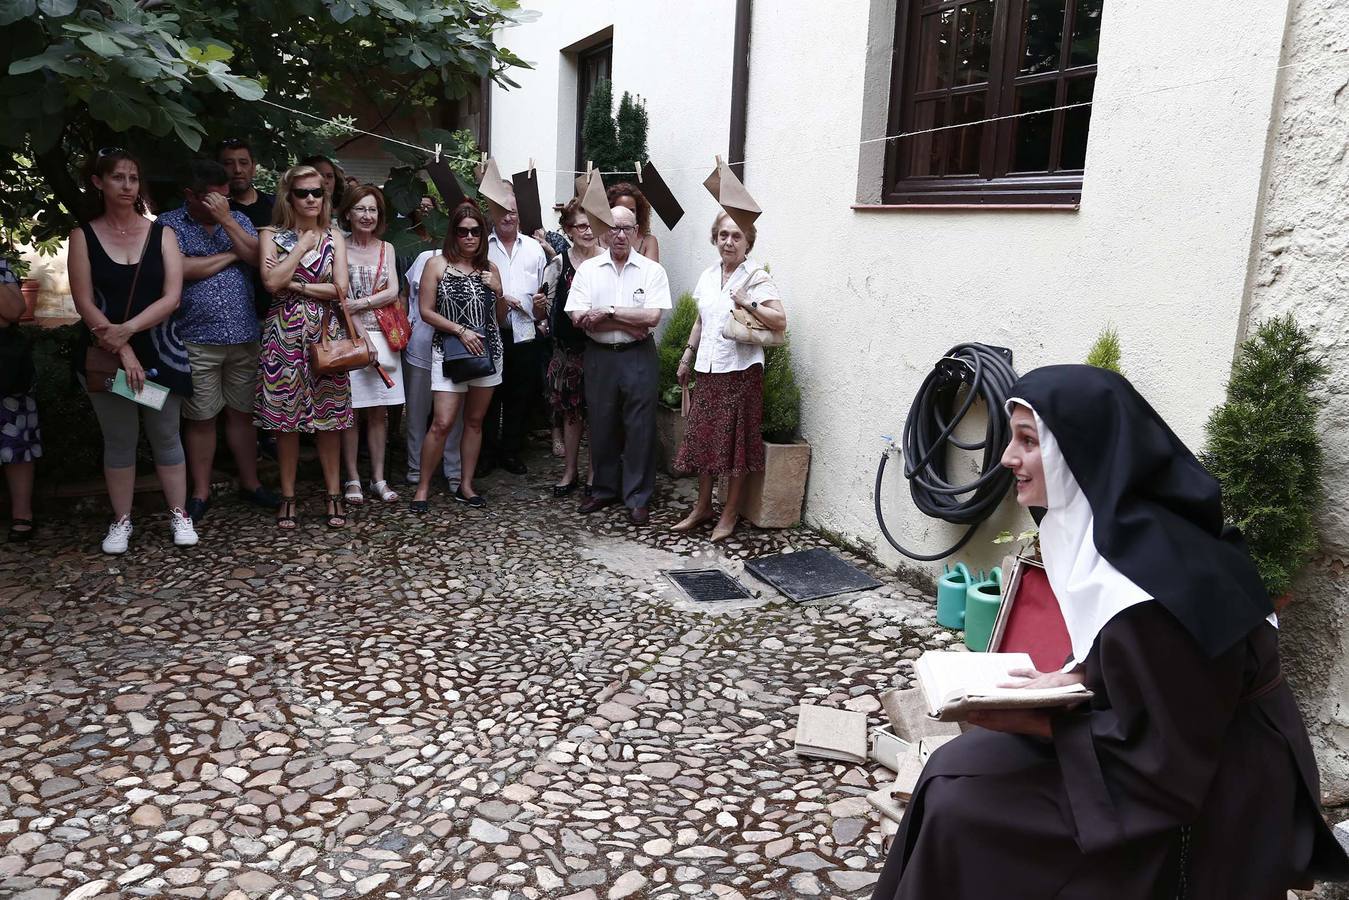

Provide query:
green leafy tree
left=761, top=342, right=801, bottom=443
left=614, top=90, right=648, bottom=176
left=658, top=292, right=698, bottom=407
left=1085, top=324, right=1123, bottom=374
left=1202, top=314, right=1328, bottom=598
left=580, top=77, right=618, bottom=176
left=0, top=0, right=532, bottom=251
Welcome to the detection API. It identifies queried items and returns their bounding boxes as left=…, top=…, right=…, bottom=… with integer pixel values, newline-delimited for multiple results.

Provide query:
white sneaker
left=102, top=516, right=133, bottom=555
left=169, top=508, right=199, bottom=547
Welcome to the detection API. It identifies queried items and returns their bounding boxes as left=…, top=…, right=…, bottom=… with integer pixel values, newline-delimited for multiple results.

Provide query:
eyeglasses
left=610, top=225, right=637, bottom=235
left=290, top=187, right=324, bottom=200
left=566, top=221, right=592, bottom=232
left=349, top=206, right=379, bottom=215
left=456, top=226, right=482, bottom=238
left=217, top=138, right=246, bottom=149
left=97, top=147, right=127, bottom=158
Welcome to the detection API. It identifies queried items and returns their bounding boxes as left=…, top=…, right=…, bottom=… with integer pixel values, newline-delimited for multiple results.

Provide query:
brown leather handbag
left=308, top=285, right=377, bottom=376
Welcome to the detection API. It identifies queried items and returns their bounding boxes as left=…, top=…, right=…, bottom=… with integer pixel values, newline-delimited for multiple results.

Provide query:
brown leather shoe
left=628, top=506, right=650, bottom=526
left=578, top=496, right=618, bottom=515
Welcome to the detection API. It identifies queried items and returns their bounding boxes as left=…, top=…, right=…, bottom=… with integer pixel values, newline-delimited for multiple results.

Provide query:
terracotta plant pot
left=19, top=279, right=38, bottom=322
left=719, top=438, right=812, bottom=528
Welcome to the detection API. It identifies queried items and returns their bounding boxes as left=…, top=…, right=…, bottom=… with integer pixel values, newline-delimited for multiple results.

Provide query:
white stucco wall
left=491, top=0, right=1292, bottom=575
left=490, top=0, right=736, bottom=297
left=1241, top=0, right=1349, bottom=804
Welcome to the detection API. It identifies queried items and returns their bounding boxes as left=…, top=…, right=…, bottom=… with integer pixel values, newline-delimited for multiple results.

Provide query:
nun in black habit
left=872, top=365, right=1349, bottom=900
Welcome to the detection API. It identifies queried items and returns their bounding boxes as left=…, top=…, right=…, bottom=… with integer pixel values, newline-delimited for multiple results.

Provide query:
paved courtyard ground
left=0, top=453, right=954, bottom=900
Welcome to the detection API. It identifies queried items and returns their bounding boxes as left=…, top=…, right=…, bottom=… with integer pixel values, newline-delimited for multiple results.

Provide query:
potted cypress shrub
left=1201, top=314, right=1328, bottom=611
left=656, top=293, right=698, bottom=476
left=720, top=340, right=811, bottom=528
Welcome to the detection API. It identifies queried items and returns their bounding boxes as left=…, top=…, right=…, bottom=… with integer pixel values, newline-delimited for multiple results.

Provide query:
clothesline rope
left=259, top=57, right=1298, bottom=178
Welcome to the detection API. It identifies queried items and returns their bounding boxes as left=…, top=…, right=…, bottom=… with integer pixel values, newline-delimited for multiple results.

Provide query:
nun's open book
left=915, top=651, right=1093, bottom=722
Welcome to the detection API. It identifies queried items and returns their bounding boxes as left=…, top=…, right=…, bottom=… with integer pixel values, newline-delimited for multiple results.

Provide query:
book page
left=916, top=651, right=1092, bottom=719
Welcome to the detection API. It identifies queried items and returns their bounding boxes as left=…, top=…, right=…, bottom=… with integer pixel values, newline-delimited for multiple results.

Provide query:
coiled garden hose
left=874, top=343, right=1019, bottom=561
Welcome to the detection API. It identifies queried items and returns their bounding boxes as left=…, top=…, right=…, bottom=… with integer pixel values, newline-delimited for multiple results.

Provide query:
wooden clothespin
left=433, top=143, right=442, bottom=164
left=715, top=154, right=724, bottom=166
left=635, top=162, right=643, bottom=182
left=528, top=157, right=535, bottom=177
left=585, top=161, right=594, bottom=184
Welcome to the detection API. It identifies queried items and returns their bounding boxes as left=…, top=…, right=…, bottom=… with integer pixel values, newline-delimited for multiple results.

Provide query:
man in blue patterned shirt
left=161, top=160, right=278, bottom=522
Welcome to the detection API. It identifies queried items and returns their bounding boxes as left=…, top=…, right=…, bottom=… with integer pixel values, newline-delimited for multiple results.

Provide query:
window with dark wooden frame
left=574, top=41, right=613, bottom=173
left=883, top=0, right=1102, bottom=205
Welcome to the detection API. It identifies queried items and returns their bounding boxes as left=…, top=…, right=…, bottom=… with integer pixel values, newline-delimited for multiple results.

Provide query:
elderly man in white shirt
left=484, top=192, right=548, bottom=476
left=565, top=205, right=672, bottom=525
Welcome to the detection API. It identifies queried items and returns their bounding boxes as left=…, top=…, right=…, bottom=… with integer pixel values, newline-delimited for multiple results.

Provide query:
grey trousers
left=87, top=389, right=185, bottom=469
left=402, top=360, right=462, bottom=484
left=583, top=339, right=658, bottom=509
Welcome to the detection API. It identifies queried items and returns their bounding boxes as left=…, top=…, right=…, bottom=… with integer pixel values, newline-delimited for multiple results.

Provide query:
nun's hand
left=998, top=668, right=1086, bottom=690
left=966, top=709, right=1053, bottom=738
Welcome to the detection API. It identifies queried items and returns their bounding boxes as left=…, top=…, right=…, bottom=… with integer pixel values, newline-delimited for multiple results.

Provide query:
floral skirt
left=254, top=293, right=354, bottom=433
left=673, top=365, right=765, bottom=477
left=0, top=393, right=41, bottom=464
left=547, top=345, right=586, bottom=426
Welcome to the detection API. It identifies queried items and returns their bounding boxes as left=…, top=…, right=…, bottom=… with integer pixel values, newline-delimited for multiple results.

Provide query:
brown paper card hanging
left=477, top=158, right=513, bottom=222
left=703, top=155, right=761, bottom=235
left=425, top=159, right=467, bottom=210
left=638, top=160, right=685, bottom=230
left=511, top=167, right=545, bottom=236
left=577, top=171, right=615, bottom=239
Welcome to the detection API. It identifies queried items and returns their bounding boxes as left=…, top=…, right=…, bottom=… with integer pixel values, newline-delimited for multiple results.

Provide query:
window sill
left=852, top=203, right=1080, bottom=212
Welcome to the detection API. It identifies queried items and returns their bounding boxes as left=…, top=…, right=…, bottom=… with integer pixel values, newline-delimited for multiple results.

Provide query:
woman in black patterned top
left=410, top=202, right=506, bottom=512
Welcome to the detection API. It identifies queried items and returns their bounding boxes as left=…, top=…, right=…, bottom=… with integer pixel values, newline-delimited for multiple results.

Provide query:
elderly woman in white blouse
left=672, top=212, right=786, bottom=541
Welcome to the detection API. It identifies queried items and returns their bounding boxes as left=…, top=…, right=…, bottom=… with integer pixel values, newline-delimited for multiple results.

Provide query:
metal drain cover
left=663, top=569, right=753, bottom=602
left=745, top=548, right=883, bottom=602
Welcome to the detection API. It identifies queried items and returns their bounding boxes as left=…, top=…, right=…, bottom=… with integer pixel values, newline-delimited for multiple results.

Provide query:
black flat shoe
left=409, top=499, right=430, bottom=514
left=7, top=519, right=33, bottom=543
left=453, top=489, right=487, bottom=509
left=552, top=480, right=578, bottom=497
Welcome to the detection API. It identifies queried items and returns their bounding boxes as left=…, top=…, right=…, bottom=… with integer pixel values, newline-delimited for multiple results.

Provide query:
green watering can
left=936, top=563, right=972, bottom=630
left=963, top=567, right=1004, bottom=652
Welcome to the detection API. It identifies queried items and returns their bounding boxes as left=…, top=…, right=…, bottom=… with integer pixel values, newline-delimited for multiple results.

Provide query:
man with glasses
left=484, top=190, right=548, bottom=475
left=565, top=206, right=671, bottom=525
left=160, top=160, right=279, bottom=522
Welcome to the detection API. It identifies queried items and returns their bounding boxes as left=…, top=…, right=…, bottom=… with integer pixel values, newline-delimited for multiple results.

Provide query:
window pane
left=1011, top=82, right=1056, bottom=172
left=1021, top=0, right=1066, bottom=75
left=1070, top=0, right=1103, bottom=67
left=947, top=93, right=986, bottom=174
left=905, top=100, right=943, bottom=177
left=955, top=1, right=995, bottom=86
left=1059, top=74, right=1095, bottom=169
left=915, top=9, right=956, bottom=92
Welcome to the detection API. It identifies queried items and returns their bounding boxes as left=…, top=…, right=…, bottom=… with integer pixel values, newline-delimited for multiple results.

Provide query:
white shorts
left=431, top=343, right=503, bottom=393
left=350, top=330, right=405, bottom=408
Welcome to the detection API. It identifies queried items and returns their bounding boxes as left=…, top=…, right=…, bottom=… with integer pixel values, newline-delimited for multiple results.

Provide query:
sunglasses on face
left=290, top=187, right=324, bottom=200
left=97, top=146, right=127, bottom=158
left=456, top=226, right=482, bottom=238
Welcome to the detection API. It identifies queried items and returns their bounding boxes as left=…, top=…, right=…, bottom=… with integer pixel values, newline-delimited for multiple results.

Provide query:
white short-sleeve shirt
left=565, top=250, right=673, bottom=344
left=694, top=259, right=782, bottom=374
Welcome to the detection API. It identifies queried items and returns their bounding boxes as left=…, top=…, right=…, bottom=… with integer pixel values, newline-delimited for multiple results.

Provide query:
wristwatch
left=606, top=305, right=616, bottom=319
left=750, top=300, right=759, bottom=309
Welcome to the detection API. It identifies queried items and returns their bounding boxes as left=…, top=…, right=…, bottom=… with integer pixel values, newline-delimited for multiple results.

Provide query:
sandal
left=325, top=495, right=347, bottom=529
left=409, top=498, right=430, bottom=514
left=276, top=497, right=298, bottom=530
left=7, top=518, right=34, bottom=543
left=372, top=480, right=399, bottom=503
left=343, top=480, right=365, bottom=505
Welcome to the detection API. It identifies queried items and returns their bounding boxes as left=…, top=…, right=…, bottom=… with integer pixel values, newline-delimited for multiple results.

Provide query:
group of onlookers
left=1, top=139, right=787, bottom=555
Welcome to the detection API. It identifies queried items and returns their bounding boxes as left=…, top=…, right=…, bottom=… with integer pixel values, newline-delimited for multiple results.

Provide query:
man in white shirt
left=403, top=249, right=462, bottom=491
left=484, top=192, right=548, bottom=475
left=566, top=205, right=672, bottom=525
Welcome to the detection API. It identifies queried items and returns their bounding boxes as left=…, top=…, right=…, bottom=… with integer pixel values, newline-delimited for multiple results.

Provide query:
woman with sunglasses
left=255, top=165, right=353, bottom=529
left=409, top=202, right=506, bottom=512
left=68, top=148, right=196, bottom=555
left=540, top=198, right=601, bottom=497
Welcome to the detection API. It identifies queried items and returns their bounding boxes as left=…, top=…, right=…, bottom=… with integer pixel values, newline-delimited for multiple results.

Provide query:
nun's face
left=1002, top=405, right=1048, bottom=507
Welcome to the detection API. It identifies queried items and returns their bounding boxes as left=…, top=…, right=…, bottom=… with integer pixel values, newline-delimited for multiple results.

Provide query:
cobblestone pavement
left=0, top=452, right=957, bottom=900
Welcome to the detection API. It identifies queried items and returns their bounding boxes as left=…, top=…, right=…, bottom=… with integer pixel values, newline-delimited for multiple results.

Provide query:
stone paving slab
left=0, top=456, right=958, bottom=899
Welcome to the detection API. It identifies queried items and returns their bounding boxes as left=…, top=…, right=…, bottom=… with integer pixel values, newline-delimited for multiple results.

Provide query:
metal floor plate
left=663, top=568, right=754, bottom=602
left=745, top=548, right=883, bottom=603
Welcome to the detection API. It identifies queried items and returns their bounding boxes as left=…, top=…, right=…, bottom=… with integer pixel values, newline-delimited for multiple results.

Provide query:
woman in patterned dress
left=256, top=165, right=353, bottom=529
left=409, top=202, right=507, bottom=513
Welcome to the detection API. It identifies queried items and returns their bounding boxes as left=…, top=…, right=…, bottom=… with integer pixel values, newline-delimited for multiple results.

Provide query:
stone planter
left=656, top=404, right=688, bottom=477
left=721, top=439, right=812, bottom=528
left=19, top=279, right=38, bottom=322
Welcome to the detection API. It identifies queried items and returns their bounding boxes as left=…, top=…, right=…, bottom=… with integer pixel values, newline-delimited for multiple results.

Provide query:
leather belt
left=587, top=336, right=652, bottom=352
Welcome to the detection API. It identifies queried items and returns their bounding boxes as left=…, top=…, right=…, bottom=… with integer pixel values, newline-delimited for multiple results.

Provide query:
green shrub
left=761, top=341, right=801, bottom=443
left=26, top=324, right=106, bottom=482
left=657, top=293, right=698, bottom=407
left=1085, top=324, right=1123, bottom=374
left=1201, top=314, right=1327, bottom=598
